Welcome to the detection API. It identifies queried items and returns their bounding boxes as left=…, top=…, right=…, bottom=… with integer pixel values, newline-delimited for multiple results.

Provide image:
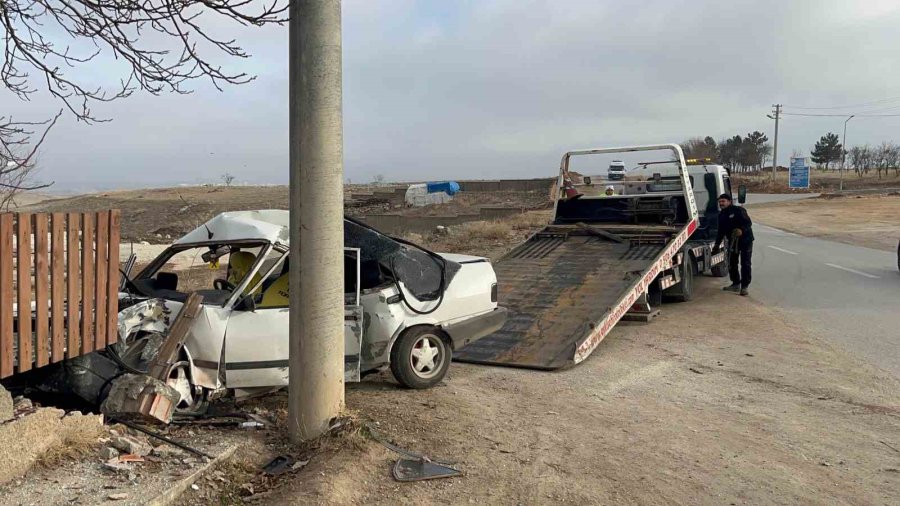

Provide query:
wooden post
left=106, top=210, right=121, bottom=345
left=50, top=213, right=66, bottom=362
left=80, top=213, right=94, bottom=354
left=94, top=212, right=109, bottom=350
left=17, top=213, right=33, bottom=372
left=34, top=214, right=50, bottom=367
left=0, top=214, right=14, bottom=377
left=66, top=213, right=81, bottom=358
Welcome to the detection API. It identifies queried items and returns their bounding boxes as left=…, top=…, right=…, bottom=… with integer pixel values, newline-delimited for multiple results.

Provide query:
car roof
left=175, top=210, right=290, bottom=246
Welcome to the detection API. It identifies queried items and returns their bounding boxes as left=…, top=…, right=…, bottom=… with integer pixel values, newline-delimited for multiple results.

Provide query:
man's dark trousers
left=729, top=238, right=753, bottom=288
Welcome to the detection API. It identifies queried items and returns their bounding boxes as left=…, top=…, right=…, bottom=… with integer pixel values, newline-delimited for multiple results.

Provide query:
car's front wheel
left=390, top=326, right=451, bottom=389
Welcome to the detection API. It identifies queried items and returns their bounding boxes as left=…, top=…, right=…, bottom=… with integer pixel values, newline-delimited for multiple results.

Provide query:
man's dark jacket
left=714, top=205, right=754, bottom=250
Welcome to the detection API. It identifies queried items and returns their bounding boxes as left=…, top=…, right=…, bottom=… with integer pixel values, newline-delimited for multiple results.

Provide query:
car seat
left=227, top=251, right=262, bottom=294
left=258, top=273, right=289, bottom=308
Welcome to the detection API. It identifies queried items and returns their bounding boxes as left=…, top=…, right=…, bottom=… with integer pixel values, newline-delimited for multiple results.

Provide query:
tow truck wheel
left=165, top=360, right=209, bottom=416
left=710, top=254, right=729, bottom=277
left=667, top=258, right=694, bottom=302
left=390, top=326, right=451, bottom=389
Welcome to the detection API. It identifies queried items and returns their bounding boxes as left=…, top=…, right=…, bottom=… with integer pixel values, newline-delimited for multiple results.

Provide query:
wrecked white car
left=114, top=211, right=506, bottom=412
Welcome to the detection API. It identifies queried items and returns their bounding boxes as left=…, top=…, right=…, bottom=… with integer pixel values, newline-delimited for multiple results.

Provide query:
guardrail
left=0, top=210, right=120, bottom=378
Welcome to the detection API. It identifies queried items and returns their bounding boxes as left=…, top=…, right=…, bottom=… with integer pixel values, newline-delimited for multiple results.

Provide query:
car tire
left=390, top=326, right=451, bottom=389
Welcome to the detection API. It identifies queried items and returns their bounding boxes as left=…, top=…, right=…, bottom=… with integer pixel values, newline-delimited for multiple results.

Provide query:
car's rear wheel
left=390, top=326, right=451, bottom=389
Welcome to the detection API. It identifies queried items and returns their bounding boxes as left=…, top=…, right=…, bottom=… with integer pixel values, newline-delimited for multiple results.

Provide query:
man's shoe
left=723, top=284, right=740, bottom=292
left=740, top=288, right=749, bottom=296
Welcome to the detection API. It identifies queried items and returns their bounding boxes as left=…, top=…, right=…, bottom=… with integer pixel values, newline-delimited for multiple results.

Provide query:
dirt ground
left=19, top=185, right=549, bottom=243
left=748, top=194, right=900, bottom=251
left=245, top=278, right=900, bottom=505
left=734, top=169, right=900, bottom=194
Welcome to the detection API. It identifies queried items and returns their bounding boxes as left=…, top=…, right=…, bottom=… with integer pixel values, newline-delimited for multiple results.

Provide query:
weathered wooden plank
left=106, top=210, right=120, bottom=345
left=0, top=214, right=14, bottom=378
left=50, top=213, right=66, bottom=362
left=16, top=213, right=33, bottom=373
left=80, top=213, right=94, bottom=354
left=94, top=212, right=108, bottom=351
left=34, top=213, right=50, bottom=367
left=148, top=293, right=203, bottom=380
left=66, top=213, right=81, bottom=358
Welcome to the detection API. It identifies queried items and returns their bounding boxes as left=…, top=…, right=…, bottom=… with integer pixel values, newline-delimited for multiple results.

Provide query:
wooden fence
left=0, top=210, right=120, bottom=379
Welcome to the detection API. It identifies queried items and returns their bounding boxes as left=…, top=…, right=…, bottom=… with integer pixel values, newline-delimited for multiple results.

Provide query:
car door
left=223, top=247, right=363, bottom=388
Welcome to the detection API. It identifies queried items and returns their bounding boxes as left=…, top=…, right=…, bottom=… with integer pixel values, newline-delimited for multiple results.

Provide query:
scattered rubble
left=99, top=446, right=120, bottom=460
left=111, top=434, right=153, bottom=457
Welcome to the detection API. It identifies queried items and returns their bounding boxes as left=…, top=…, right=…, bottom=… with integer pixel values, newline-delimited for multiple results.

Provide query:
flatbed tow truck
left=455, top=144, right=730, bottom=369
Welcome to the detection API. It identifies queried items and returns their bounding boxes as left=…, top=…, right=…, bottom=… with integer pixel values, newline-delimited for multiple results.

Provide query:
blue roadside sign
left=789, top=157, right=809, bottom=189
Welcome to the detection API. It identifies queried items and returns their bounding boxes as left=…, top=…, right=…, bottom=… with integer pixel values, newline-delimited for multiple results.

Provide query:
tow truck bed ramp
left=455, top=223, right=689, bottom=370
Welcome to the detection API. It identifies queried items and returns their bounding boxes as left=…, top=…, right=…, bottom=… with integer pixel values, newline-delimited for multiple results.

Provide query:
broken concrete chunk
left=99, top=447, right=120, bottom=460
left=101, top=460, right=132, bottom=473
left=151, top=444, right=187, bottom=458
left=0, top=385, right=12, bottom=422
left=111, top=435, right=152, bottom=457
left=100, top=373, right=180, bottom=424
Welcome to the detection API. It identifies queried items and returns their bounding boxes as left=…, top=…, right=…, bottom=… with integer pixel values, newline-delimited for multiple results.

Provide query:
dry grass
left=33, top=415, right=105, bottom=469
left=403, top=209, right=552, bottom=261
left=735, top=169, right=900, bottom=194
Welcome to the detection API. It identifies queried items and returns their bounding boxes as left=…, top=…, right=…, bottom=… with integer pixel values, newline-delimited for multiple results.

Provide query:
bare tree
left=221, top=171, right=236, bottom=186
left=0, top=1, right=286, bottom=203
left=0, top=1, right=288, bottom=123
left=0, top=112, right=61, bottom=209
left=848, top=146, right=864, bottom=177
left=883, top=143, right=900, bottom=178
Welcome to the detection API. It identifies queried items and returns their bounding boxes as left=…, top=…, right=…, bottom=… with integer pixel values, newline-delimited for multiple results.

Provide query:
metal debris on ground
left=262, top=455, right=295, bottom=476
left=392, top=458, right=462, bottom=482
left=367, top=424, right=462, bottom=481
left=109, top=416, right=212, bottom=459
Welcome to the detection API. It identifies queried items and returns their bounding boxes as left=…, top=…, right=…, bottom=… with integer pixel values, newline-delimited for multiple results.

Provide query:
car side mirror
left=737, top=185, right=747, bottom=204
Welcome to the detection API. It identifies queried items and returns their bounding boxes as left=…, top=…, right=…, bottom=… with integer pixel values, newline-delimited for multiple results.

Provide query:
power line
left=781, top=112, right=900, bottom=117
left=784, top=96, right=900, bottom=110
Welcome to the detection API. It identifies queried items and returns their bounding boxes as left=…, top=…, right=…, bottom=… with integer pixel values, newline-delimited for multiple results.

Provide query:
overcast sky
left=4, top=0, right=900, bottom=192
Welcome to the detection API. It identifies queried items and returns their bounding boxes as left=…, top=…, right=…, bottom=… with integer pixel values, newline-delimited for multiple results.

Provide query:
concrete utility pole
left=840, top=115, right=854, bottom=192
left=769, top=104, right=781, bottom=184
left=288, top=0, right=345, bottom=442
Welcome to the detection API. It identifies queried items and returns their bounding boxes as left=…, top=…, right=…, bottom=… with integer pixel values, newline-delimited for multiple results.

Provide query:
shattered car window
left=344, top=218, right=461, bottom=300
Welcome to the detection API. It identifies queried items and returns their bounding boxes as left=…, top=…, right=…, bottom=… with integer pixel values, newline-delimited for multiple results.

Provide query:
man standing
left=713, top=193, right=754, bottom=296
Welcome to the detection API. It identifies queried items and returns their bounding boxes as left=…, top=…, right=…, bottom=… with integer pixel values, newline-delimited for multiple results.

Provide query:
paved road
left=734, top=197, right=899, bottom=378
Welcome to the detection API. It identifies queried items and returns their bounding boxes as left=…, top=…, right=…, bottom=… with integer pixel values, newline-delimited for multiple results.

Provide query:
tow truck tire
left=710, top=253, right=729, bottom=278
left=390, top=326, right=451, bottom=389
left=648, top=279, right=663, bottom=307
left=667, top=258, right=694, bottom=302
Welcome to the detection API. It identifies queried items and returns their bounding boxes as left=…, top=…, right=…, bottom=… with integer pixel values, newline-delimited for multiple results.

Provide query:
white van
left=608, top=160, right=626, bottom=180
